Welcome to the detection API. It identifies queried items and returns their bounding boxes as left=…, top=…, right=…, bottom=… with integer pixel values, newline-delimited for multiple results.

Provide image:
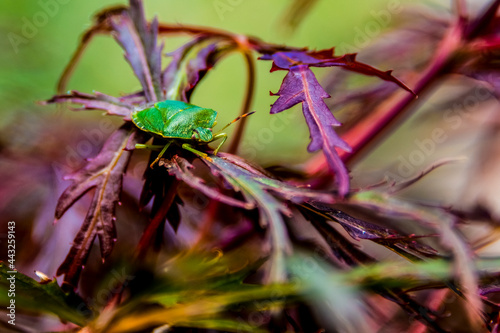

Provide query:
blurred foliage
left=2, top=0, right=500, bottom=332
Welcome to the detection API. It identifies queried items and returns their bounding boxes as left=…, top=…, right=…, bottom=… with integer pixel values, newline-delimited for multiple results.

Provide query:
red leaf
left=55, top=124, right=143, bottom=288
left=270, top=64, right=351, bottom=196
left=264, top=49, right=415, bottom=94
left=111, top=4, right=162, bottom=102
left=43, top=90, right=135, bottom=120
left=162, top=156, right=254, bottom=210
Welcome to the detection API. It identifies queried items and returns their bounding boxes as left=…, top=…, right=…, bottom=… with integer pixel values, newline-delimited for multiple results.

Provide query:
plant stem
left=135, top=178, right=180, bottom=258
left=227, top=49, right=256, bottom=154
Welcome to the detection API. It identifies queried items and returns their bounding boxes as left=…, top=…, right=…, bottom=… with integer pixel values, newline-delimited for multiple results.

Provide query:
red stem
left=135, top=179, right=180, bottom=258
left=227, top=49, right=256, bottom=154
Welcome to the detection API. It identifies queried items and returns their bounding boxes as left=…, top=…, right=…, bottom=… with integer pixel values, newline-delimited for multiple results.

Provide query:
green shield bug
left=132, top=100, right=254, bottom=167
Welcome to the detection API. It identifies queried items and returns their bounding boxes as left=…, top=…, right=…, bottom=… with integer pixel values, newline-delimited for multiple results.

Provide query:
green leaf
left=174, top=318, right=268, bottom=333
left=0, top=263, right=92, bottom=326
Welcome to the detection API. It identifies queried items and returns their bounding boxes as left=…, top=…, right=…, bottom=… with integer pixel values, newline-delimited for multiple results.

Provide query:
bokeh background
left=1, top=0, right=422, bottom=165
left=1, top=0, right=499, bottom=321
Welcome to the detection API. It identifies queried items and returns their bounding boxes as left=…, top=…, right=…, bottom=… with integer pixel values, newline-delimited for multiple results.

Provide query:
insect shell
left=131, top=100, right=218, bottom=143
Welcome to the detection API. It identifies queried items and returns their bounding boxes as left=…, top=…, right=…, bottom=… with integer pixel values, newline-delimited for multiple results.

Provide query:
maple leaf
left=304, top=202, right=438, bottom=262
left=43, top=90, right=135, bottom=120
left=161, top=156, right=254, bottom=210
left=190, top=153, right=335, bottom=283
left=262, top=49, right=415, bottom=196
left=270, top=64, right=352, bottom=195
left=55, top=124, right=144, bottom=288
left=162, top=38, right=233, bottom=101
left=111, top=0, right=162, bottom=102
left=265, top=49, right=414, bottom=94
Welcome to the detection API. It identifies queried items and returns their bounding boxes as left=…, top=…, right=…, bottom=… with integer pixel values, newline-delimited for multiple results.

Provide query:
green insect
left=132, top=100, right=253, bottom=167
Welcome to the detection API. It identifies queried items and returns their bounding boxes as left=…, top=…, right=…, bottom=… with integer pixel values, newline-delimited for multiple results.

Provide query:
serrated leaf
left=111, top=5, right=161, bottom=102
left=129, top=0, right=163, bottom=100
left=162, top=37, right=233, bottom=101
left=306, top=202, right=438, bottom=262
left=270, top=64, right=351, bottom=195
left=55, top=124, right=143, bottom=288
left=350, top=189, right=485, bottom=328
left=261, top=48, right=414, bottom=195
left=0, top=263, right=92, bottom=326
left=193, top=153, right=335, bottom=283
left=43, top=90, right=135, bottom=120
left=161, top=156, right=254, bottom=210
left=263, top=49, right=414, bottom=94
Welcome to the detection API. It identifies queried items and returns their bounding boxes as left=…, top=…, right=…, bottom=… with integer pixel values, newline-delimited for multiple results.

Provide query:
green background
left=0, top=0, right=412, bottom=165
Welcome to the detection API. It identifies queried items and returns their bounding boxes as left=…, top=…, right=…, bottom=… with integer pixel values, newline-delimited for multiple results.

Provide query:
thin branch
left=135, top=178, right=180, bottom=259
left=227, top=49, right=256, bottom=154
left=57, top=24, right=111, bottom=94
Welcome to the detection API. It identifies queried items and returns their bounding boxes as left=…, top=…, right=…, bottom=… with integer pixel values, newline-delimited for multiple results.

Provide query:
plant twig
left=227, top=49, right=256, bottom=154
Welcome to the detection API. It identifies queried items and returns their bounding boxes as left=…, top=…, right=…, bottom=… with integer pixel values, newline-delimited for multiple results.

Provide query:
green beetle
left=132, top=100, right=252, bottom=167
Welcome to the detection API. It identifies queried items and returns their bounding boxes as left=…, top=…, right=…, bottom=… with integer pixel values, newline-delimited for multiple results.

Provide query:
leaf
left=43, top=90, right=136, bottom=120
left=0, top=263, right=92, bottom=326
left=262, top=48, right=415, bottom=196
left=111, top=4, right=161, bottom=102
left=55, top=124, right=143, bottom=288
left=192, top=153, right=335, bottom=283
left=270, top=64, right=352, bottom=196
left=129, top=0, right=162, bottom=99
left=288, top=255, right=371, bottom=333
left=161, top=156, right=254, bottom=210
left=162, top=37, right=233, bottom=101
left=350, top=189, right=485, bottom=328
left=263, top=49, right=414, bottom=94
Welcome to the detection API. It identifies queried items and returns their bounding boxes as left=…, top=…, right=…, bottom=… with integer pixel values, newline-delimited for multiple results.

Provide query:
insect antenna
left=217, top=111, right=255, bottom=132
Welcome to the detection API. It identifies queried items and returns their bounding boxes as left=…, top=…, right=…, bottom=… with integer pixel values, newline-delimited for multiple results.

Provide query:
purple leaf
left=162, top=38, right=232, bottom=102
left=129, top=0, right=163, bottom=99
left=265, top=49, right=414, bottom=94
left=111, top=8, right=161, bottom=102
left=308, top=202, right=438, bottom=261
left=55, top=124, right=144, bottom=288
left=271, top=64, right=351, bottom=195
left=43, top=90, right=136, bottom=120
left=161, top=155, right=254, bottom=210
left=189, top=153, right=335, bottom=283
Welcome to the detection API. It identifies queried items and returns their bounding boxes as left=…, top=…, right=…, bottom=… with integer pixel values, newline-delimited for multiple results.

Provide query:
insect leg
left=181, top=143, right=208, bottom=159
left=150, top=141, right=173, bottom=168
left=211, top=133, right=228, bottom=155
left=135, top=144, right=165, bottom=150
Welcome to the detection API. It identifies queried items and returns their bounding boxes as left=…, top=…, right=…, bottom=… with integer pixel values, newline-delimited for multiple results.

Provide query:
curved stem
left=227, top=50, right=256, bottom=154
left=57, top=19, right=115, bottom=94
